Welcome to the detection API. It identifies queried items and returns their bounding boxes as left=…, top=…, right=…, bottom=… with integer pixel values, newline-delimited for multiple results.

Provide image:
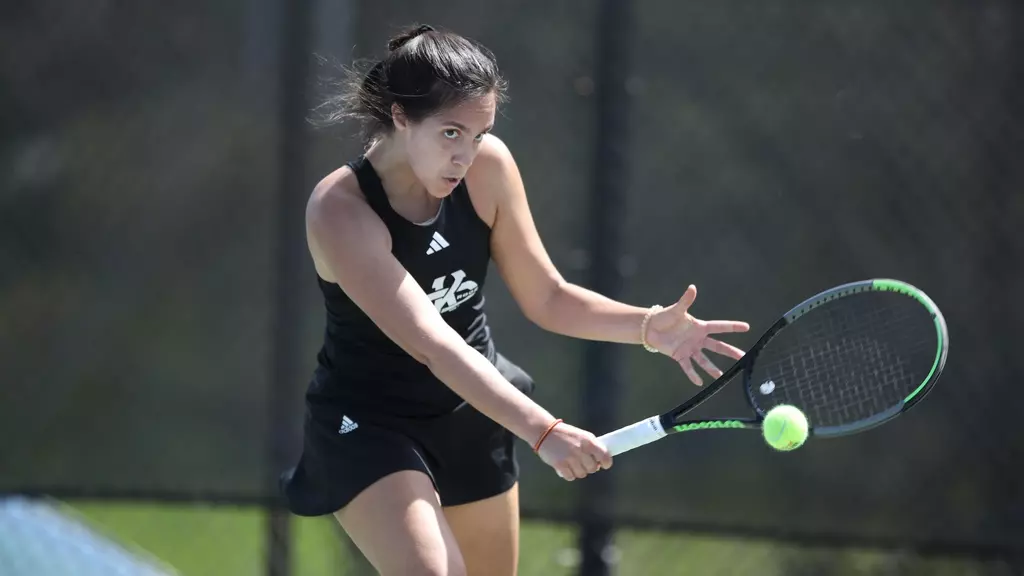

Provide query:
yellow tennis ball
left=762, top=405, right=809, bottom=451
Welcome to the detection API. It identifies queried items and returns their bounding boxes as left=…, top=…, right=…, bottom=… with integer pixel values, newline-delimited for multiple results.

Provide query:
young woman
left=280, top=24, right=750, bottom=576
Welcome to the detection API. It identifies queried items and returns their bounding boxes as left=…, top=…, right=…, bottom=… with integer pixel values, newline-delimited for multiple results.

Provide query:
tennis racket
left=599, top=278, right=949, bottom=456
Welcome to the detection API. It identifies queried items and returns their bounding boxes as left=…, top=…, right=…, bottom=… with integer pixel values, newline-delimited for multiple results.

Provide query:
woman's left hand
left=644, top=284, right=751, bottom=386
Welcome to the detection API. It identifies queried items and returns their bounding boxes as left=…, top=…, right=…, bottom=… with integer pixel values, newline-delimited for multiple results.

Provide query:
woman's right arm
left=305, top=177, right=611, bottom=479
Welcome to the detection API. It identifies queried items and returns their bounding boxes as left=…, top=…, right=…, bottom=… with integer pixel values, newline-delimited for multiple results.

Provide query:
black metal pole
left=578, top=1, right=635, bottom=575
left=267, top=0, right=313, bottom=573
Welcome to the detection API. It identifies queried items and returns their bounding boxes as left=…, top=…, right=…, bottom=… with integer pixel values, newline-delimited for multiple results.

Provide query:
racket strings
left=747, top=292, right=937, bottom=430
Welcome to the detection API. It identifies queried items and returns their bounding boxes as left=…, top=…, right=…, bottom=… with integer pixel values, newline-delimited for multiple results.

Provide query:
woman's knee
left=388, top=554, right=467, bottom=576
left=375, top=530, right=466, bottom=576
left=356, top=525, right=467, bottom=576
left=335, top=470, right=467, bottom=576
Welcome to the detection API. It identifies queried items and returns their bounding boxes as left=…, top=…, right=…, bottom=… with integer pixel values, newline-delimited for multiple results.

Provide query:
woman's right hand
left=535, top=422, right=613, bottom=480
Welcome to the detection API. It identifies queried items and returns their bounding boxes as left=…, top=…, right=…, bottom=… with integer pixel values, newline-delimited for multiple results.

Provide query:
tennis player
left=280, top=23, right=750, bottom=576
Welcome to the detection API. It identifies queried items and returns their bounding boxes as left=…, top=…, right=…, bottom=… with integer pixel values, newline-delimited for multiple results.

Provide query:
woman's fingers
left=694, top=351, right=724, bottom=379
left=677, top=357, right=703, bottom=386
left=705, top=338, right=747, bottom=360
left=703, top=320, right=750, bottom=334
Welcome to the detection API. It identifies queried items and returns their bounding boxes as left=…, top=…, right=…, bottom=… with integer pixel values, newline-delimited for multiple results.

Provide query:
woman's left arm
left=478, top=136, right=645, bottom=343
left=480, top=136, right=750, bottom=385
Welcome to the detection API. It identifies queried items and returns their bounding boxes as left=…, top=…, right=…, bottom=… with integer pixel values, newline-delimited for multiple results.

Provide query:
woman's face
left=395, top=92, right=497, bottom=198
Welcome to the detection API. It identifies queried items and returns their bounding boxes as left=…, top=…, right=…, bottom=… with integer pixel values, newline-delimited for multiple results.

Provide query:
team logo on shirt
left=428, top=270, right=478, bottom=314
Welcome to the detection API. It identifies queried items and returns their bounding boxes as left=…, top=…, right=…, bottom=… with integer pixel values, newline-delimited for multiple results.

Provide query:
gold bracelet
left=640, top=305, right=663, bottom=353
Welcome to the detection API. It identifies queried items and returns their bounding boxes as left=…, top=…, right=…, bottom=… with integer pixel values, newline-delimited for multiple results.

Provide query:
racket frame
left=598, top=279, right=949, bottom=456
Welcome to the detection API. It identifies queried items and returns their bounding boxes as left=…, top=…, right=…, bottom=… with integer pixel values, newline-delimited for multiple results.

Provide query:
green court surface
left=63, top=502, right=1001, bottom=576
left=63, top=501, right=732, bottom=575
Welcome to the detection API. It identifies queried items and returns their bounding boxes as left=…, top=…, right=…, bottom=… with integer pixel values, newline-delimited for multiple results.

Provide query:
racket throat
left=670, top=419, right=758, bottom=433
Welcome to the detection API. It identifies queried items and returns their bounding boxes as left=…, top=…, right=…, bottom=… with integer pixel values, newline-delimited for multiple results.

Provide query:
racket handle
left=598, top=415, right=667, bottom=456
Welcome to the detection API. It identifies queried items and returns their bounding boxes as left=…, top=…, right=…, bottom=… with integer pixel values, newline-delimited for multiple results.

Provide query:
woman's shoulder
left=307, top=162, right=382, bottom=226
left=310, top=163, right=366, bottom=207
left=469, top=133, right=516, bottom=176
left=306, top=163, right=391, bottom=259
left=464, top=134, right=524, bottom=227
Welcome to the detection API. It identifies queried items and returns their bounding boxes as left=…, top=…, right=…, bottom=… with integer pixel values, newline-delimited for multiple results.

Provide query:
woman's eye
left=443, top=129, right=459, bottom=139
left=473, top=133, right=484, bottom=142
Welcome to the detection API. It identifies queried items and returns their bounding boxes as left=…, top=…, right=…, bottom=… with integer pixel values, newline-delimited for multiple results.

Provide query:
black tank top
left=309, top=155, right=496, bottom=417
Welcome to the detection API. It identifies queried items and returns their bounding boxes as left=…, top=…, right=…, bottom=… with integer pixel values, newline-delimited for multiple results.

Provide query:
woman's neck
left=364, top=136, right=440, bottom=223
left=365, top=137, right=427, bottom=203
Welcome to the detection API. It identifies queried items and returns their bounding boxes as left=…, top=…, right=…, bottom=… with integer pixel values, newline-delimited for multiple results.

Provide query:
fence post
left=267, top=0, right=313, bottom=572
left=578, top=1, right=636, bottom=574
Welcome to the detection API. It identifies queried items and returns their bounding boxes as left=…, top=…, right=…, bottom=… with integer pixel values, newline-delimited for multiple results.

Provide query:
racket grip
left=598, top=416, right=667, bottom=456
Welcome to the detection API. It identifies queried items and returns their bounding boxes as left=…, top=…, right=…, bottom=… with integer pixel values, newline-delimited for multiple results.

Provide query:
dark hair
left=311, top=24, right=507, bottom=141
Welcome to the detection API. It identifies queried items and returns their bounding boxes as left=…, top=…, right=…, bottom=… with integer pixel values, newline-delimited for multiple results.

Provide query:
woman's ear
left=391, top=103, right=408, bottom=131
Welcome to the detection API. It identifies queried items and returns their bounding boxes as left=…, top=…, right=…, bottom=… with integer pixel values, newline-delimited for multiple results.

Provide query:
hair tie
left=388, top=24, right=436, bottom=52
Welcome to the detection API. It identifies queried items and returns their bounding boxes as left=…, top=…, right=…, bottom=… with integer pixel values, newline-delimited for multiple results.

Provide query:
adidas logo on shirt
left=426, top=231, right=449, bottom=255
left=338, top=415, right=358, bottom=434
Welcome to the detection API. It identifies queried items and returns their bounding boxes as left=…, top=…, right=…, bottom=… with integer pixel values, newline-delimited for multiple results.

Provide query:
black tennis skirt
left=279, top=353, right=536, bottom=516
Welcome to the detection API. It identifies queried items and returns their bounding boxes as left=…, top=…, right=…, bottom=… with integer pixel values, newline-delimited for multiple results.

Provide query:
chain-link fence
left=609, top=0, right=1024, bottom=547
left=2, top=0, right=1022, bottom=574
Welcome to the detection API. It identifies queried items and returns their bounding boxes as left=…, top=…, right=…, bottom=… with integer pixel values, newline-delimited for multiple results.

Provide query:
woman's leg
left=442, top=482, right=520, bottom=576
left=334, top=470, right=467, bottom=576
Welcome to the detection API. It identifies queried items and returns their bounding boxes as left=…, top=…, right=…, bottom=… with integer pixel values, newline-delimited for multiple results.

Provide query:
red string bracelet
left=532, top=418, right=563, bottom=453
